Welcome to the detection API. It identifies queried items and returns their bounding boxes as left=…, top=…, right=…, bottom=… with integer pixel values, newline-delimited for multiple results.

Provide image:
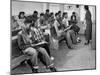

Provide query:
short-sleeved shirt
left=62, top=18, right=69, bottom=28
left=31, top=27, right=44, bottom=43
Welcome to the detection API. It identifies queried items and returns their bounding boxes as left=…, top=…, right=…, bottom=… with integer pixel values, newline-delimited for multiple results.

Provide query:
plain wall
left=12, top=1, right=95, bottom=22
left=12, top=1, right=96, bottom=34
left=12, top=1, right=44, bottom=16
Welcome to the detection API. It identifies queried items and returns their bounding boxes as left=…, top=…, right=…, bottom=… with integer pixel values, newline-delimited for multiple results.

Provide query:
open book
left=63, top=25, right=72, bottom=32
left=31, top=41, right=48, bottom=47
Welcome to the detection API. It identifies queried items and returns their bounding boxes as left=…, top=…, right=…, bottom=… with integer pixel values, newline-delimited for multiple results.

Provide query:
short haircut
left=34, top=10, right=38, bottom=14
left=65, top=12, right=68, bottom=14
left=19, top=11, right=25, bottom=15
left=18, top=11, right=25, bottom=19
left=84, top=5, right=89, bottom=10
left=62, top=12, right=66, bottom=17
left=46, top=9, right=49, bottom=12
left=50, top=12, right=54, bottom=17
left=55, top=13, right=58, bottom=17
left=58, top=11, right=61, bottom=14
left=50, top=12, right=53, bottom=15
left=72, top=12, right=75, bottom=15
left=40, top=13, right=44, bottom=16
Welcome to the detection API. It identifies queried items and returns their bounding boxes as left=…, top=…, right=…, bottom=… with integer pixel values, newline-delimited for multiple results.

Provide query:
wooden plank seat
left=11, top=34, right=49, bottom=70
left=12, top=28, right=22, bottom=36
left=11, top=36, right=31, bottom=70
left=11, top=55, right=30, bottom=70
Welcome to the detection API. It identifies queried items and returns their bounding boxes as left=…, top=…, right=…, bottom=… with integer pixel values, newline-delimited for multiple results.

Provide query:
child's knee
left=26, top=47, right=37, bottom=55
left=39, top=47, right=47, bottom=54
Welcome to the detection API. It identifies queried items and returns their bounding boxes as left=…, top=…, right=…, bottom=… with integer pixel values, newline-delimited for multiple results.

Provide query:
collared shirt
left=35, top=18, right=46, bottom=27
left=44, top=13, right=50, bottom=21
left=62, top=18, right=69, bottom=28
left=17, top=30, right=32, bottom=50
left=53, top=19, right=62, bottom=37
left=31, top=27, right=44, bottom=43
left=70, top=15, right=77, bottom=25
left=32, top=15, right=38, bottom=23
left=15, top=15, right=25, bottom=28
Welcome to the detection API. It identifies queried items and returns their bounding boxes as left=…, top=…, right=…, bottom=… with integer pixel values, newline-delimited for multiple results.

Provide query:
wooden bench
left=11, top=55, right=30, bottom=70
left=11, top=35, right=30, bottom=70
left=11, top=35, right=49, bottom=70
left=11, top=28, right=56, bottom=70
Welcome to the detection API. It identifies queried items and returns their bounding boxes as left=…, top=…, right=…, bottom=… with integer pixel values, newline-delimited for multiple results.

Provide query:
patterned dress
left=85, top=10, right=92, bottom=41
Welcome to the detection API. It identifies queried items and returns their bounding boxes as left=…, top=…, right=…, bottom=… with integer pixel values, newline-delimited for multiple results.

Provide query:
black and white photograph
left=11, top=0, right=96, bottom=74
